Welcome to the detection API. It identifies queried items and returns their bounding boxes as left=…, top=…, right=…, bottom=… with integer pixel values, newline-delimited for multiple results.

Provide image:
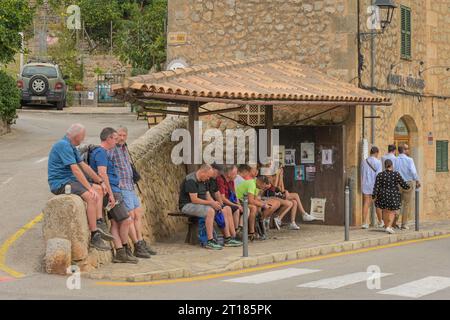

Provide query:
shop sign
left=388, top=73, right=425, bottom=90
left=168, top=32, right=187, bottom=45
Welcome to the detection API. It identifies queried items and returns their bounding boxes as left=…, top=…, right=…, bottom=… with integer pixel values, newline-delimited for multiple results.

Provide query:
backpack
left=198, top=217, right=219, bottom=247
left=78, top=144, right=100, bottom=165
left=255, top=212, right=267, bottom=239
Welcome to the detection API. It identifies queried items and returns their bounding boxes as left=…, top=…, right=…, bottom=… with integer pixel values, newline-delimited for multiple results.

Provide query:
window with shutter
left=401, top=6, right=412, bottom=59
left=436, top=140, right=449, bottom=172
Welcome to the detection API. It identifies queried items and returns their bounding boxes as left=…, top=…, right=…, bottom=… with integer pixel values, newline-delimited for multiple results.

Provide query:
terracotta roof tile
left=114, top=56, right=391, bottom=105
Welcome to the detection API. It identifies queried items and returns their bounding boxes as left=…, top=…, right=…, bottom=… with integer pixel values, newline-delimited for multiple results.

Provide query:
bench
left=168, top=212, right=199, bottom=245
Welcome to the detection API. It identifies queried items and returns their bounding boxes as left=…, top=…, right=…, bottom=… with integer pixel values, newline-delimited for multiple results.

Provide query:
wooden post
left=188, top=103, right=200, bottom=173
left=265, top=105, right=274, bottom=158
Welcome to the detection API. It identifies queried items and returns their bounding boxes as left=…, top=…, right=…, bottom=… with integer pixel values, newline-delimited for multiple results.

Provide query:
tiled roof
left=113, top=56, right=390, bottom=106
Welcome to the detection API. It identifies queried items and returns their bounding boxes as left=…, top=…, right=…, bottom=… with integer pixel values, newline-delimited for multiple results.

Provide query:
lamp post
left=358, top=0, right=397, bottom=226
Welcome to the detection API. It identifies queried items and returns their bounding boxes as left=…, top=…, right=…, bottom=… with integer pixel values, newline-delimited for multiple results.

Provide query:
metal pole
left=415, top=188, right=420, bottom=231
left=345, top=186, right=350, bottom=241
left=369, top=0, right=377, bottom=228
left=243, top=193, right=249, bottom=257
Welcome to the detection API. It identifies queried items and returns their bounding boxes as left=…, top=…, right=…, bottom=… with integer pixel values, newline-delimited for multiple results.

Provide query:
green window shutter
left=401, top=6, right=412, bottom=59
left=436, top=141, right=449, bottom=172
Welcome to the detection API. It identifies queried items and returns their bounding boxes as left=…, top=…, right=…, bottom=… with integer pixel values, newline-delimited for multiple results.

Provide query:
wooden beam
left=265, top=105, right=274, bottom=157
left=187, top=103, right=200, bottom=173
left=138, top=92, right=392, bottom=107
left=199, top=105, right=244, bottom=116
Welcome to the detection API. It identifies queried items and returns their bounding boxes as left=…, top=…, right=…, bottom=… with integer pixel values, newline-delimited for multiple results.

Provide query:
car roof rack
left=26, top=57, right=57, bottom=65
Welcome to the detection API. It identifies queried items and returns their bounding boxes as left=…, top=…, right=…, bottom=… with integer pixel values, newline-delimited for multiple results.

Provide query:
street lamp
left=374, top=0, right=398, bottom=31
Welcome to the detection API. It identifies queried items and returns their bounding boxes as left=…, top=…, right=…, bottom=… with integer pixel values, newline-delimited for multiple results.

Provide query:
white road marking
left=34, top=157, right=48, bottom=164
left=224, top=268, right=321, bottom=284
left=297, top=272, right=392, bottom=289
left=2, top=177, right=13, bottom=185
left=378, top=276, right=450, bottom=298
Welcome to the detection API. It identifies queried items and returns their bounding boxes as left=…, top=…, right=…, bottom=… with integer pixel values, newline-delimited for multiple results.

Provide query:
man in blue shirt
left=395, top=144, right=421, bottom=229
left=89, top=127, right=138, bottom=264
left=361, top=146, right=383, bottom=229
left=48, top=124, right=114, bottom=251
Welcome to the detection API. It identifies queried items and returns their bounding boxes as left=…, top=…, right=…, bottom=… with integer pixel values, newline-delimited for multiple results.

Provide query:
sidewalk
left=18, top=106, right=134, bottom=115
left=86, top=220, right=450, bottom=282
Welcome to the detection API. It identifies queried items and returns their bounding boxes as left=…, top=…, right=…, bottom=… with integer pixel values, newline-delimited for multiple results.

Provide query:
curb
left=86, top=228, right=450, bottom=283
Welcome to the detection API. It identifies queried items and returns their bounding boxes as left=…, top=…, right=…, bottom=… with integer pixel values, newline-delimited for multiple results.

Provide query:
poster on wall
left=301, top=143, right=315, bottom=164
left=285, top=149, right=296, bottom=166
left=310, top=198, right=326, bottom=221
left=322, top=149, right=333, bottom=165
left=294, top=165, right=305, bottom=181
left=305, top=165, right=316, bottom=181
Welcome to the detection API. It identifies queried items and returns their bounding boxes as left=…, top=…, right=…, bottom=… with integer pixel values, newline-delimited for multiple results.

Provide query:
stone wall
left=167, top=0, right=356, bottom=81
left=128, top=116, right=189, bottom=242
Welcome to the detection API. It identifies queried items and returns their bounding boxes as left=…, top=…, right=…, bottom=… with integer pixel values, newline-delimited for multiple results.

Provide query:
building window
left=436, top=140, right=448, bottom=172
left=238, top=105, right=266, bottom=126
left=401, top=6, right=412, bottom=59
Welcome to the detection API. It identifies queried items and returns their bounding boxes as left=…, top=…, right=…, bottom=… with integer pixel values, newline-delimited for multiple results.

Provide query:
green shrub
left=0, top=70, right=20, bottom=125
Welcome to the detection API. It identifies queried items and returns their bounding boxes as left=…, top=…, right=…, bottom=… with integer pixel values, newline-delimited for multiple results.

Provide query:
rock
left=45, top=238, right=71, bottom=275
left=43, top=195, right=89, bottom=261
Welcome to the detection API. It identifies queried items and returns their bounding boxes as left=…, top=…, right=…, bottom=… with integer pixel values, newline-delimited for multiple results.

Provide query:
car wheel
left=29, top=75, right=49, bottom=96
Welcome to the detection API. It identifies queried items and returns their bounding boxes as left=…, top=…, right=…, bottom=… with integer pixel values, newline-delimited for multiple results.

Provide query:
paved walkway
left=87, top=220, right=450, bottom=282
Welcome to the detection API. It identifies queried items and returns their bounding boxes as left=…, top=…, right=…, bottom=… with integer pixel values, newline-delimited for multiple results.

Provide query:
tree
left=116, top=0, right=167, bottom=72
left=0, top=0, right=34, bottom=64
left=0, top=70, right=20, bottom=126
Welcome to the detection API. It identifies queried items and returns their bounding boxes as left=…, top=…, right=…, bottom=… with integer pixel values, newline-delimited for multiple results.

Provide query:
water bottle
left=65, top=184, right=71, bottom=195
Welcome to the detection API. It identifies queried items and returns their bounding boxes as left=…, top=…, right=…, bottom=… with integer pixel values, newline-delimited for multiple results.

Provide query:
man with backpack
left=89, top=127, right=138, bottom=264
left=47, top=124, right=114, bottom=251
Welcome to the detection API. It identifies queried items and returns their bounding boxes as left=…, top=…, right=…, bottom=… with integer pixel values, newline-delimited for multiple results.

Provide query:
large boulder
left=43, top=195, right=89, bottom=261
left=45, top=238, right=71, bottom=275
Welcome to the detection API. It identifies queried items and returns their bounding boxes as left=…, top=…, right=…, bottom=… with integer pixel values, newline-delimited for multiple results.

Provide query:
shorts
left=181, top=203, right=212, bottom=218
left=103, top=192, right=129, bottom=222
left=120, top=189, right=141, bottom=211
left=52, top=181, right=88, bottom=197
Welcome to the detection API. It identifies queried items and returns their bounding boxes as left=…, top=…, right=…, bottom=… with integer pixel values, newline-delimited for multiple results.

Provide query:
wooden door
left=278, top=126, right=345, bottom=225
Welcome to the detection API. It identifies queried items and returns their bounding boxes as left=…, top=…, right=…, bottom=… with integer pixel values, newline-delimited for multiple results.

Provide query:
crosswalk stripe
left=378, top=276, right=450, bottom=298
left=297, top=272, right=392, bottom=289
left=224, top=268, right=321, bottom=284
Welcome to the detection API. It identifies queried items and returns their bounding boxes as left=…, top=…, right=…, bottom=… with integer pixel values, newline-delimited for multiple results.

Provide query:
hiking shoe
left=134, top=241, right=151, bottom=259
left=125, top=245, right=135, bottom=258
left=274, top=217, right=282, bottom=230
left=224, top=238, right=243, bottom=247
left=142, top=240, right=157, bottom=255
left=205, top=239, right=223, bottom=250
left=302, top=213, right=316, bottom=222
left=96, top=220, right=109, bottom=234
left=96, top=227, right=115, bottom=241
left=90, top=232, right=111, bottom=251
left=113, top=248, right=138, bottom=264
left=288, top=222, right=300, bottom=230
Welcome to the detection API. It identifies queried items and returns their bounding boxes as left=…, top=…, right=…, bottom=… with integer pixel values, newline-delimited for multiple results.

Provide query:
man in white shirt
left=361, top=146, right=383, bottom=229
left=395, top=144, right=421, bottom=229
left=381, top=144, right=397, bottom=170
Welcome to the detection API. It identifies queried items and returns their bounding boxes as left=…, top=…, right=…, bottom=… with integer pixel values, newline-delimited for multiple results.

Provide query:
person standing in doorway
left=382, top=144, right=397, bottom=170
left=361, top=146, right=383, bottom=229
left=372, top=159, right=411, bottom=234
left=395, top=144, right=421, bottom=229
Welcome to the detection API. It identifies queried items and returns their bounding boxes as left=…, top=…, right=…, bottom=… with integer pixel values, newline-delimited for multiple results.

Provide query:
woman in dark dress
left=372, top=159, right=410, bottom=234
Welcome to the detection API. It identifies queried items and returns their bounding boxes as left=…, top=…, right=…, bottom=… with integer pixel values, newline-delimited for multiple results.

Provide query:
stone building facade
left=159, top=0, right=450, bottom=225
left=161, top=0, right=450, bottom=224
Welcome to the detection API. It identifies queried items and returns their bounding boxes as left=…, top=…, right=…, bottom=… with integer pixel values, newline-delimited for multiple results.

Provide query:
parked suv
left=17, top=62, right=68, bottom=110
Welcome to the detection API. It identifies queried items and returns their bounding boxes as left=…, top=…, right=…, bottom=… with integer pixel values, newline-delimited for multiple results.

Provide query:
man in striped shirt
left=108, top=126, right=156, bottom=258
